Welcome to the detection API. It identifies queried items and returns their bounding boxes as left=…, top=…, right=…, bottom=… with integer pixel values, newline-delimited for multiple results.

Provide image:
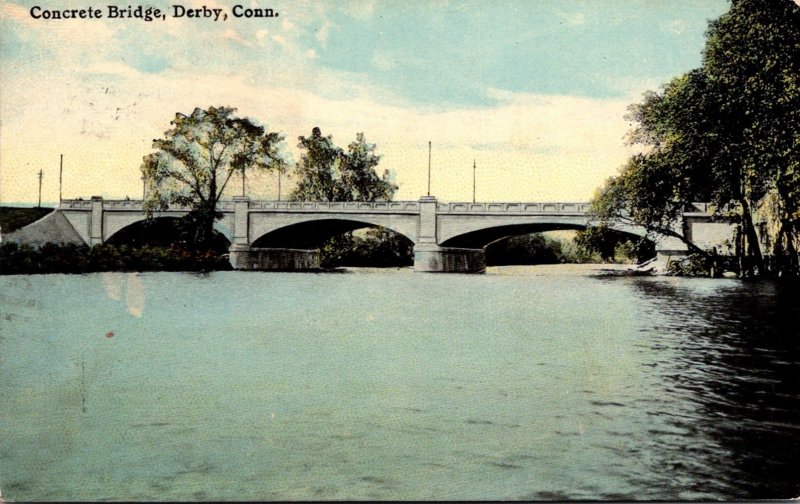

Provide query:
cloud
left=0, top=1, right=661, bottom=204
left=0, top=2, right=32, bottom=24
left=1, top=59, right=637, bottom=204
left=315, top=20, right=336, bottom=46
left=222, top=28, right=254, bottom=46
left=372, top=50, right=396, bottom=71
left=342, top=0, right=375, bottom=20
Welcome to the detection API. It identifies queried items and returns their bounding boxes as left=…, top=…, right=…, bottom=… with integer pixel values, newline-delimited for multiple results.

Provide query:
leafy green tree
left=291, top=127, right=342, bottom=202
left=339, top=133, right=397, bottom=201
left=701, top=0, right=800, bottom=276
left=591, top=71, right=719, bottom=257
left=592, top=0, right=800, bottom=276
left=141, top=106, right=287, bottom=247
left=291, top=128, right=396, bottom=202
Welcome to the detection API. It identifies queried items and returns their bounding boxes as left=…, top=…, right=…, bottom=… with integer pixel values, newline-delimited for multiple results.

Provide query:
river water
left=1, top=266, right=798, bottom=501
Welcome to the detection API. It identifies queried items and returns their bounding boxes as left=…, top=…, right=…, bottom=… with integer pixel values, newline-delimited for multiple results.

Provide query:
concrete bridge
left=10, top=195, right=732, bottom=272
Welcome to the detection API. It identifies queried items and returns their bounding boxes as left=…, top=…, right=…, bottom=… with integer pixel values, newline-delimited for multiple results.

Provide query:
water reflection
left=625, top=278, right=800, bottom=499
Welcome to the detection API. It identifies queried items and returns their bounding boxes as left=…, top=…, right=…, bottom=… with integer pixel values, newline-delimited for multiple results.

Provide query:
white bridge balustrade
left=8, top=194, right=735, bottom=272
left=437, top=202, right=592, bottom=213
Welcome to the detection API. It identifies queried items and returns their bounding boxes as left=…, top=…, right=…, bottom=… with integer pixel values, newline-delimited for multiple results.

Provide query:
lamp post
left=37, top=169, right=44, bottom=207
left=472, top=159, right=476, bottom=203
left=427, top=141, right=432, bottom=196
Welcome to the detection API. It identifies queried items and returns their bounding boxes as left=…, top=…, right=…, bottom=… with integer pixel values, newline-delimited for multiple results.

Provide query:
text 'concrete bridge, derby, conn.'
left=9, top=195, right=734, bottom=272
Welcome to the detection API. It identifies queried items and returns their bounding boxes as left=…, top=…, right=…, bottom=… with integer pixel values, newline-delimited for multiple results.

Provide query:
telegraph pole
left=141, top=174, right=146, bottom=201
left=427, top=141, right=432, bottom=196
left=472, top=159, right=476, bottom=203
left=59, top=154, right=63, bottom=204
left=278, top=169, right=282, bottom=201
left=37, top=169, right=44, bottom=207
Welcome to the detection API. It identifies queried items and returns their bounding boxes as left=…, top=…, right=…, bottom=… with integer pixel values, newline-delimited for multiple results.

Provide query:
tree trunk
left=738, top=197, right=765, bottom=276
left=779, top=218, right=799, bottom=277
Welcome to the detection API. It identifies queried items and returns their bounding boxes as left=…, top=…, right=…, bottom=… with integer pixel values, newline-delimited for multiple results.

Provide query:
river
left=0, top=266, right=798, bottom=500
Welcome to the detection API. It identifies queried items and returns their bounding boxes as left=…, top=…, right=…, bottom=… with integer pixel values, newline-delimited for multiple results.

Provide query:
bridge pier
left=413, top=243, right=486, bottom=273
left=229, top=245, right=320, bottom=270
left=90, top=196, right=104, bottom=246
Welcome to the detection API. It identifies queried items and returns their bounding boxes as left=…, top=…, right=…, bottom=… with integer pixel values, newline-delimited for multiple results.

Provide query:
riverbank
left=487, top=263, right=639, bottom=276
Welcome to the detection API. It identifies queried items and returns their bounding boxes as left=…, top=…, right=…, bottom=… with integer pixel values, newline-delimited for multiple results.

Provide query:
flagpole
left=473, top=159, right=476, bottom=203
left=37, top=169, right=44, bottom=207
left=427, top=141, right=431, bottom=197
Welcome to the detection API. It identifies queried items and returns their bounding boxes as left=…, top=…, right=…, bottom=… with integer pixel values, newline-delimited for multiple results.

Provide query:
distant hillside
left=0, top=206, right=54, bottom=234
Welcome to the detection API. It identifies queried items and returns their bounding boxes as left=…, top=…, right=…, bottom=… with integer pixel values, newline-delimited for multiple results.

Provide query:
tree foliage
left=141, top=106, right=287, bottom=247
left=574, top=227, right=654, bottom=263
left=486, top=234, right=566, bottom=266
left=291, top=128, right=396, bottom=202
left=592, top=0, right=800, bottom=276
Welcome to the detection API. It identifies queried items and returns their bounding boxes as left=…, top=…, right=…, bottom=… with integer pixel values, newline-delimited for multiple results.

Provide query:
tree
left=574, top=227, right=653, bottom=263
left=291, top=127, right=396, bottom=202
left=290, top=128, right=398, bottom=267
left=592, top=0, right=800, bottom=276
left=141, top=106, right=287, bottom=247
left=701, top=0, right=800, bottom=276
left=591, top=70, right=722, bottom=257
left=291, top=127, right=342, bottom=202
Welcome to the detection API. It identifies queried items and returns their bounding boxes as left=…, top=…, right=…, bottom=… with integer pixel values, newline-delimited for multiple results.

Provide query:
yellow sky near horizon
left=0, top=75, right=637, bottom=204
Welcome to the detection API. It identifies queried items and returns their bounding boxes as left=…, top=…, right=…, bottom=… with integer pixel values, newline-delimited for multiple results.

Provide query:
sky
left=0, top=0, right=732, bottom=204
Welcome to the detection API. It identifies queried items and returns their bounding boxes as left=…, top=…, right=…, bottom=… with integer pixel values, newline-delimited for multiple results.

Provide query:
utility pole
left=141, top=174, right=146, bottom=201
left=472, top=159, right=476, bottom=203
left=427, top=141, right=432, bottom=196
left=59, top=154, right=63, bottom=204
left=37, top=169, right=44, bottom=207
left=278, top=169, right=282, bottom=201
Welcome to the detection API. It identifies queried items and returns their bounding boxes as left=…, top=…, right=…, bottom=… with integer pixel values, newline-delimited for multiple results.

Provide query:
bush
left=0, top=242, right=231, bottom=275
left=486, top=234, right=566, bottom=265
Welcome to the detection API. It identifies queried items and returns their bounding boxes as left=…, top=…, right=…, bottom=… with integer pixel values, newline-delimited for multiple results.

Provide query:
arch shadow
left=441, top=223, right=583, bottom=248
left=442, top=222, right=656, bottom=262
left=106, top=217, right=231, bottom=251
left=252, top=218, right=415, bottom=249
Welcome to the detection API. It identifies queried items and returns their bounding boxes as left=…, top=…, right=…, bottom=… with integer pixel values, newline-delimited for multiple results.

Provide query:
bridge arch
left=104, top=215, right=234, bottom=245
left=251, top=217, right=415, bottom=248
left=438, top=216, right=650, bottom=248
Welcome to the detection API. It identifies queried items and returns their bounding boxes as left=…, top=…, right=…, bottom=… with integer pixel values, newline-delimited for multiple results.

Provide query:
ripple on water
left=0, top=271, right=798, bottom=500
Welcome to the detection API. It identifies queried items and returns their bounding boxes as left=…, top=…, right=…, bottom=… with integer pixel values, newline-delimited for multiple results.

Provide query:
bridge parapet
left=437, top=202, right=591, bottom=214
left=247, top=200, right=421, bottom=212
left=61, top=199, right=201, bottom=211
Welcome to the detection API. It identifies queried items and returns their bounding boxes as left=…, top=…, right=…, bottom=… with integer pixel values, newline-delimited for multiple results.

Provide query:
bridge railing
left=60, top=199, right=194, bottom=211
left=60, top=199, right=94, bottom=209
left=437, top=202, right=592, bottom=213
left=60, top=199, right=596, bottom=214
left=247, top=200, right=421, bottom=212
